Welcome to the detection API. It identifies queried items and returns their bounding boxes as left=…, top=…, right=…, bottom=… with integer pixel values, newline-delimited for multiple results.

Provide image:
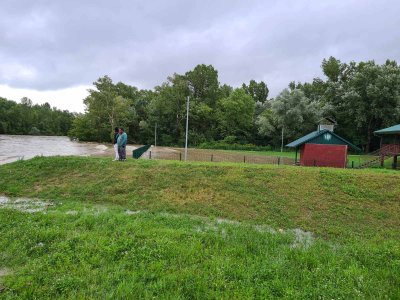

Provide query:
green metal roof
left=286, top=130, right=322, bottom=148
left=286, top=129, right=361, bottom=151
left=374, top=124, right=400, bottom=135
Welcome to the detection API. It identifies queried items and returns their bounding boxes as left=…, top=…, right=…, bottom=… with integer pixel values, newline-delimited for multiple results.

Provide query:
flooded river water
left=0, top=135, right=294, bottom=166
left=0, top=135, right=130, bottom=165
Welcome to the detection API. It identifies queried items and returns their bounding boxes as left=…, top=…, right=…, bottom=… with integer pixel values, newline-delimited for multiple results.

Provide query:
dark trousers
left=118, top=146, right=126, bottom=160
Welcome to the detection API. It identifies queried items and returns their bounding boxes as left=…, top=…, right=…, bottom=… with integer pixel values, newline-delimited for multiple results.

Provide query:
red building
left=286, top=119, right=360, bottom=168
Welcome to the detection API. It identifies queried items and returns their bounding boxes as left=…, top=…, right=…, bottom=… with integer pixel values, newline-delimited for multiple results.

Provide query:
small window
left=324, top=133, right=332, bottom=141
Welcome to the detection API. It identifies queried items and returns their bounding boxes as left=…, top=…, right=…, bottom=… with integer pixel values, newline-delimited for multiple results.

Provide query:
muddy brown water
left=0, top=135, right=294, bottom=165
left=0, top=135, right=131, bottom=165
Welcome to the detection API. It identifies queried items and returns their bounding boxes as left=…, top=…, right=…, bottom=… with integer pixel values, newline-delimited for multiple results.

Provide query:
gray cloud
left=1, top=0, right=400, bottom=97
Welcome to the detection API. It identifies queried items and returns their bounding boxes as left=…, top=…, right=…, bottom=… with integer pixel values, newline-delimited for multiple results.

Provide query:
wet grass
left=0, top=156, right=399, bottom=298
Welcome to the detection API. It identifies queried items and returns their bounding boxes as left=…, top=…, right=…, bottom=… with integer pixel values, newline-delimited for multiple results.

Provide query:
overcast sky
left=1, top=0, right=400, bottom=112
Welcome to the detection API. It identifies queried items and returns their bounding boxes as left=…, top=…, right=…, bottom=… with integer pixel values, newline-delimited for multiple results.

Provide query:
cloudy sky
left=1, top=0, right=400, bottom=112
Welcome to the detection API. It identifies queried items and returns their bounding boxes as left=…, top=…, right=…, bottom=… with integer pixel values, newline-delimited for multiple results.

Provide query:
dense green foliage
left=0, top=97, right=74, bottom=136
left=0, top=157, right=399, bottom=298
left=287, top=58, right=400, bottom=152
left=2, top=58, right=399, bottom=151
left=69, top=65, right=268, bottom=145
left=68, top=59, right=400, bottom=151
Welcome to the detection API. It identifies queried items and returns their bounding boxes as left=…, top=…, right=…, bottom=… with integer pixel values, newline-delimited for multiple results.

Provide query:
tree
left=82, top=76, right=134, bottom=142
left=20, top=97, right=32, bottom=107
left=216, top=89, right=255, bottom=141
left=185, top=64, right=220, bottom=107
left=242, top=80, right=269, bottom=103
left=257, top=89, right=321, bottom=147
left=0, top=97, right=74, bottom=136
left=323, top=60, right=400, bottom=152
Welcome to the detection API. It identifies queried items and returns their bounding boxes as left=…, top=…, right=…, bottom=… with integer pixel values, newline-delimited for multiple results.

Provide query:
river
left=0, top=135, right=137, bottom=165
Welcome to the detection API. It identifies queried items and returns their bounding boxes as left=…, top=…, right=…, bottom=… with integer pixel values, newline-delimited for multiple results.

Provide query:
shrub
left=198, top=141, right=273, bottom=151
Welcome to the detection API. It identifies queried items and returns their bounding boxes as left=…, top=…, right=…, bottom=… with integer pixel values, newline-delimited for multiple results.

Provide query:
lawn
left=0, top=157, right=399, bottom=298
left=217, top=149, right=297, bottom=158
left=221, top=149, right=395, bottom=168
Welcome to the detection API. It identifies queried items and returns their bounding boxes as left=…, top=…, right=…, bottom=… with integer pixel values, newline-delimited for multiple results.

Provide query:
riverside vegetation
left=0, top=156, right=399, bottom=298
left=2, top=57, right=400, bottom=153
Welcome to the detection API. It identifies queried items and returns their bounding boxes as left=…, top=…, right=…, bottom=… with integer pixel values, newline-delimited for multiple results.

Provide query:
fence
left=140, top=148, right=381, bottom=169
left=141, top=148, right=295, bottom=166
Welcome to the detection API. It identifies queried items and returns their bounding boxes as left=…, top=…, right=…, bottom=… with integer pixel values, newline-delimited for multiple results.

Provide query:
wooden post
left=244, top=156, right=246, bottom=163
left=295, top=148, right=298, bottom=164
left=211, top=154, right=213, bottom=162
left=393, top=155, right=398, bottom=169
left=149, top=151, right=152, bottom=159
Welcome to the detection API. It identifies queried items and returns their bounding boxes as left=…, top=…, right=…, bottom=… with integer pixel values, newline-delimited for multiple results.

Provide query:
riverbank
left=0, top=157, right=399, bottom=298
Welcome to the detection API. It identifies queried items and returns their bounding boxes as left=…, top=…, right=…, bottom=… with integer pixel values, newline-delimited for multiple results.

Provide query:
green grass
left=0, top=157, right=399, bottom=299
left=212, top=149, right=396, bottom=169
left=214, top=149, right=296, bottom=158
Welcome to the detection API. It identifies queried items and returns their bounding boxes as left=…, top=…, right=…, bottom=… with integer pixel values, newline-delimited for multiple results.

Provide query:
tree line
left=2, top=58, right=399, bottom=152
left=0, top=97, right=74, bottom=136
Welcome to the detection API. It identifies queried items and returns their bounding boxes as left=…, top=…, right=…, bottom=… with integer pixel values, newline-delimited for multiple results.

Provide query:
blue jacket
left=117, top=132, right=127, bottom=147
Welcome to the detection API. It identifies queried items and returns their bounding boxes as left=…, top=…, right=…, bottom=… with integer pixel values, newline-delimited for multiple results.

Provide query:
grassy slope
left=0, top=157, right=399, bottom=298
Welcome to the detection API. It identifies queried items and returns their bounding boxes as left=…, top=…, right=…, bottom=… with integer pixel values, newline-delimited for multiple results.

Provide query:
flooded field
left=0, top=135, right=294, bottom=166
left=142, top=146, right=295, bottom=165
left=0, top=135, right=135, bottom=165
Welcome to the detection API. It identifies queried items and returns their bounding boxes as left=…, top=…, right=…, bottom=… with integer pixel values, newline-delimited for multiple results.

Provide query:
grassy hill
left=0, top=157, right=399, bottom=298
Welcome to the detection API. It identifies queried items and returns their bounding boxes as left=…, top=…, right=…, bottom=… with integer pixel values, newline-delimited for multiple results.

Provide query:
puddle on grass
left=125, top=210, right=143, bottom=215
left=0, top=268, right=11, bottom=278
left=289, top=228, right=314, bottom=249
left=141, top=211, right=315, bottom=249
left=0, top=268, right=12, bottom=293
left=0, top=196, right=53, bottom=213
left=0, top=196, right=315, bottom=249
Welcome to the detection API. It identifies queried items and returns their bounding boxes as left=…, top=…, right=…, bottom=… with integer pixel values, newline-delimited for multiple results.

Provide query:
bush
left=198, top=141, right=273, bottom=151
left=29, top=127, right=41, bottom=135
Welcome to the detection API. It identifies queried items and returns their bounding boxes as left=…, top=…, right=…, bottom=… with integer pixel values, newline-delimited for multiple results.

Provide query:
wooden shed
left=374, top=124, right=400, bottom=168
left=286, top=121, right=360, bottom=168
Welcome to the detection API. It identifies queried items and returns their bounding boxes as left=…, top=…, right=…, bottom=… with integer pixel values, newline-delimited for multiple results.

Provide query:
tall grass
left=0, top=157, right=399, bottom=298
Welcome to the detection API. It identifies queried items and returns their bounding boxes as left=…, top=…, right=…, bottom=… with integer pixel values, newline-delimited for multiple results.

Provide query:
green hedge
left=198, top=141, right=273, bottom=151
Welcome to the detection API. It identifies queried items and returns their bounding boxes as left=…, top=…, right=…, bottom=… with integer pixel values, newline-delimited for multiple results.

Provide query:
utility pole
left=281, top=125, right=284, bottom=153
left=154, top=123, right=157, bottom=148
left=184, top=96, right=190, bottom=161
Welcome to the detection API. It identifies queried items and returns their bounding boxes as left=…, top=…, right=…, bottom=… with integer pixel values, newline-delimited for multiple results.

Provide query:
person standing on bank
left=117, top=127, right=127, bottom=161
left=113, top=127, right=119, bottom=161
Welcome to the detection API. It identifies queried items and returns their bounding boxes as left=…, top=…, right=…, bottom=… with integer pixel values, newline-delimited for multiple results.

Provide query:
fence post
left=313, top=160, right=316, bottom=167
left=351, top=161, right=354, bottom=168
left=211, top=154, right=213, bottom=162
left=149, top=151, right=152, bottom=159
left=277, top=157, right=280, bottom=165
left=244, top=156, right=246, bottom=163
left=180, top=152, right=182, bottom=161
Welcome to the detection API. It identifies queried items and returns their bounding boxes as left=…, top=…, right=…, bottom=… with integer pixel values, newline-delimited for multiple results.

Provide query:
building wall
left=300, top=143, right=348, bottom=168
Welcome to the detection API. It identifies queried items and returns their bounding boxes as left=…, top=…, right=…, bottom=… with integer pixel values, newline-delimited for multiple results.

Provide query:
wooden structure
left=374, top=124, right=400, bottom=169
left=286, top=118, right=360, bottom=168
